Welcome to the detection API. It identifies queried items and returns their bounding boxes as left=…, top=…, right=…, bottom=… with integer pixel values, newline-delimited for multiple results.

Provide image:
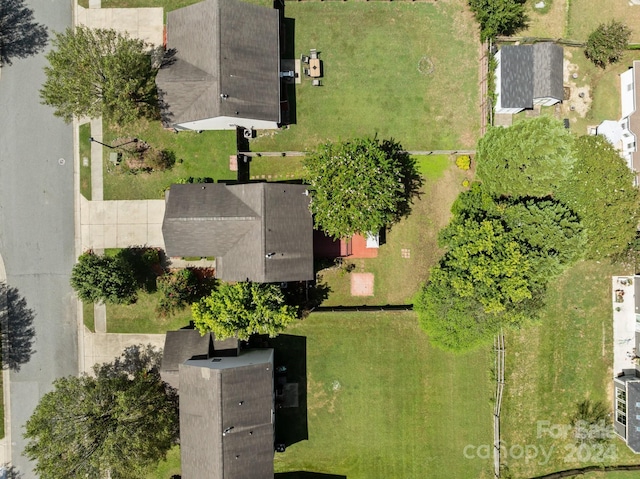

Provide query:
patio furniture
left=301, top=54, right=310, bottom=63
left=310, top=49, right=318, bottom=59
left=303, top=67, right=310, bottom=77
left=312, top=79, right=322, bottom=87
left=309, top=58, right=321, bottom=78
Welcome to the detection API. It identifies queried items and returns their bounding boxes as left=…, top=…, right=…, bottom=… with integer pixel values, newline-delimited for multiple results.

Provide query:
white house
left=596, top=60, right=640, bottom=185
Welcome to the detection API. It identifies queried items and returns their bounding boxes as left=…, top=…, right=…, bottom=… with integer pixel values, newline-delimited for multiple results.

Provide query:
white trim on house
left=532, top=96, right=561, bottom=107
left=175, top=116, right=280, bottom=131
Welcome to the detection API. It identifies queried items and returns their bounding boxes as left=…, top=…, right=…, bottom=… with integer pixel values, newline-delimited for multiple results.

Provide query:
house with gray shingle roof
left=162, top=183, right=314, bottom=283
left=494, top=42, right=564, bottom=114
left=613, top=275, right=640, bottom=454
left=179, top=348, right=275, bottom=479
left=156, top=0, right=281, bottom=131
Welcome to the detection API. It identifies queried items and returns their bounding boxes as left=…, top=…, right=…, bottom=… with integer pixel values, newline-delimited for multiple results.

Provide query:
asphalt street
left=0, top=0, right=78, bottom=476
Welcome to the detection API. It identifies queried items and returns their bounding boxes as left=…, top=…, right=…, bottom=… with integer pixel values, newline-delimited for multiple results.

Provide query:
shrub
left=71, top=251, right=138, bottom=304
left=462, top=179, right=470, bottom=188
left=145, top=148, right=176, bottom=171
left=456, top=155, right=471, bottom=170
left=585, top=21, right=631, bottom=68
left=156, top=269, right=199, bottom=317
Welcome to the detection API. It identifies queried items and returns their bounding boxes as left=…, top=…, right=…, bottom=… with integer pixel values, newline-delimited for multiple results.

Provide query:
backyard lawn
left=501, top=260, right=640, bottom=478
left=318, top=155, right=468, bottom=306
left=273, top=311, right=493, bottom=478
left=251, top=1, right=480, bottom=152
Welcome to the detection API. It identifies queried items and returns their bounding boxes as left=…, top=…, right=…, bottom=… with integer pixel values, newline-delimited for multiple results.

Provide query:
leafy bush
left=156, top=269, right=199, bottom=317
left=455, top=155, right=471, bottom=170
left=145, top=148, right=176, bottom=171
left=71, top=251, right=138, bottom=304
left=585, top=21, right=631, bottom=68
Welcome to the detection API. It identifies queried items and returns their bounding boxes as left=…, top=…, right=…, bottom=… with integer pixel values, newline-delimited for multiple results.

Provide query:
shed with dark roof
left=495, top=42, right=564, bottom=114
left=162, top=183, right=314, bottom=283
left=179, top=349, right=275, bottom=479
left=156, top=0, right=281, bottom=131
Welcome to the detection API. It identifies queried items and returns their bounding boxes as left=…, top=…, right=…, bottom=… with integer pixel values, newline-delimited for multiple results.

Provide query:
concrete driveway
left=80, top=197, right=165, bottom=250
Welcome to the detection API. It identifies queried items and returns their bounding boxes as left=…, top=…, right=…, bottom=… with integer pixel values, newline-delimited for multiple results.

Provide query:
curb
left=0, top=253, right=12, bottom=468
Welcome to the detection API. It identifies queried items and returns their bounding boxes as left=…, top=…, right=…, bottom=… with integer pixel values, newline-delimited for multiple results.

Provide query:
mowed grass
left=146, top=445, right=181, bottom=478
left=102, top=118, right=236, bottom=200
left=251, top=1, right=480, bottom=152
left=106, top=290, right=191, bottom=333
left=79, top=122, right=92, bottom=200
left=275, top=311, right=494, bottom=479
left=248, top=155, right=305, bottom=181
left=568, top=0, right=640, bottom=42
left=319, top=156, right=467, bottom=306
left=501, top=260, right=640, bottom=478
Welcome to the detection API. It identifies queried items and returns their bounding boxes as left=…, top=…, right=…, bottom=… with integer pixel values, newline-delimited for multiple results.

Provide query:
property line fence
left=239, top=150, right=475, bottom=157
left=495, top=36, right=585, bottom=47
left=494, top=331, right=505, bottom=478
left=310, top=304, right=413, bottom=312
left=480, top=39, right=490, bottom=133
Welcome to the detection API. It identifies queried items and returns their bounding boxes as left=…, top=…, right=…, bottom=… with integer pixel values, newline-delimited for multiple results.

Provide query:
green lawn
left=79, top=123, right=92, bottom=200
left=106, top=290, right=191, bottom=333
left=83, top=301, right=95, bottom=332
left=318, top=156, right=468, bottom=306
left=249, top=155, right=305, bottom=181
left=146, top=445, right=181, bottom=478
left=567, top=0, right=640, bottom=43
left=251, top=1, right=480, bottom=152
left=102, top=118, right=236, bottom=200
left=501, top=260, right=640, bottom=478
left=272, top=311, right=493, bottom=478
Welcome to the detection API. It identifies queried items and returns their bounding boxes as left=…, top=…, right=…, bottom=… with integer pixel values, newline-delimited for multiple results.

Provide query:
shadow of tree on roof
left=0, top=283, right=36, bottom=372
left=0, top=0, right=48, bottom=67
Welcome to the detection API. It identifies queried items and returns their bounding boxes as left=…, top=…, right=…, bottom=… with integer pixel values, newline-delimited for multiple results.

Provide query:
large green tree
left=24, top=346, right=179, bottom=479
left=468, top=0, right=528, bottom=41
left=476, top=117, right=575, bottom=198
left=70, top=250, right=138, bottom=304
left=40, top=26, right=158, bottom=124
left=416, top=185, right=584, bottom=351
left=192, top=282, right=298, bottom=340
left=303, top=137, right=421, bottom=239
left=559, top=135, right=640, bottom=259
left=585, top=20, right=631, bottom=68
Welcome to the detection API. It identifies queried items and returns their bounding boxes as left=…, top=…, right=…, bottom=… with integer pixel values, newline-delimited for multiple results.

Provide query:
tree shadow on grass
left=0, top=283, right=36, bottom=372
left=249, top=333, right=308, bottom=447
left=0, top=0, right=48, bottom=67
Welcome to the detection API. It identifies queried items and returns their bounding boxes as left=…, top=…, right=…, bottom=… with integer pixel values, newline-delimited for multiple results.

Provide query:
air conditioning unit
left=243, top=128, right=253, bottom=139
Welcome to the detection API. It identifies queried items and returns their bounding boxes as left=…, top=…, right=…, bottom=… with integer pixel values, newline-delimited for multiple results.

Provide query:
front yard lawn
left=106, top=290, right=191, bottom=333
left=79, top=123, right=92, bottom=200
left=251, top=1, right=480, bottom=152
left=274, top=311, right=493, bottom=478
left=501, top=260, right=640, bottom=478
left=102, top=118, right=236, bottom=200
